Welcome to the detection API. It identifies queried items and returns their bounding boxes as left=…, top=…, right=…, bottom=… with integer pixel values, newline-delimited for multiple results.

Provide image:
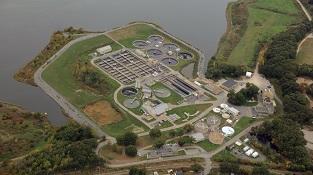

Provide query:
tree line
left=256, top=21, right=313, bottom=171
left=12, top=124, right=103, bottom=175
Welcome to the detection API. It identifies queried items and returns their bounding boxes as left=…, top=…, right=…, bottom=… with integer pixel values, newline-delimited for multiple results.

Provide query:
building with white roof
left=246, top=71, right=253, bottom=78
left=245, top=148, right=254, bottom=156
left=96, top=45, right=112, bottom=55
left=189, top=132, right=205, bottom=143
left=243, top=146, right=250, bottom=152
left=252, top=152, right=259, bottom=158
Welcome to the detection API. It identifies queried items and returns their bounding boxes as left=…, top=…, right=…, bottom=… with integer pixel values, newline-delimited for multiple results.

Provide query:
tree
left=129, top=167, right=146, bottom=175
left=117, top=132, right=138, bottom=146
left=153, top=139, right=165, bottom=149
left=191, top=163, right=204, bottom=173
left=149, top=128, right=161, bottom=138
left=178, top=136, right=194, bottom=146
left=183, top=124, right=194, bottom=133
left=252, top=166, right=270, bottom=175
left=243, top=83, right=259, bottom=100
left=220, top=162, right=240, bottom=174
left=125, top=145, right=137, bottom=157
left=228, top=90, right=246, bottom=106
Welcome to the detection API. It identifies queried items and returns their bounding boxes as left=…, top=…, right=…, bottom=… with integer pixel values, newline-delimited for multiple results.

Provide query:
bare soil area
left=83, top=100, right=122, bottom=125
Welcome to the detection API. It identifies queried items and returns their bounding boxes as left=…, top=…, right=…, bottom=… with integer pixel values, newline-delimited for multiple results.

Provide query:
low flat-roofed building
left=252, top=152, right=259, bottom=158
left=245, top=148, right=254, bottom=156
left=96, top=45, right=112, bottom=55
left=221, top=79, right=238, bottom=91
left=154, top=103, right=168, bottom=116
left=189, top=132, right=205, bottom=143
left=142, top=101, right=169, bottom=116
left=228, top=107, right=240, bottom=116
left=243, top=146, right=250, bottom=152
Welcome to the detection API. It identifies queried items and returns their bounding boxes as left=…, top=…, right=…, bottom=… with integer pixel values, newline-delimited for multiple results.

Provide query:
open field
left=233, top=116, right=255, bottom=135
left=196, top=140, right=220, bottom=152
left=150, top=82, right=184, bottom=105
left=215, top=0, right=304, bottom=67
left=42, top=34, right=149, bottom=136
left=0, top=102, right=53, bottom=162
left=296, top=38, right=313, bottom=65
left=166, top=103, right=212, bottom=124
left=108, top=23, right=200, bottom=74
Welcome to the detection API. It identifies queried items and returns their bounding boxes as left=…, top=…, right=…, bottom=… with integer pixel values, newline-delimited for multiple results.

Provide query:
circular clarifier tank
left=148, top=35, right=164, bottom=43
left=147, top=48, right=163, bottom=59
left=121, top=87, right=138, bottom=97
left=133, top=40, right=149, bottom=48
left=163, top=43, right=179, bottom=52
left=161, top=57, right=178, bottom=66
left=178, top=52, right=193, bottom=60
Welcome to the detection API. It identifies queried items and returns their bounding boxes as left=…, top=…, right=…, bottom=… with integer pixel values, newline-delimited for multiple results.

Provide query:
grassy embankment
left=166, top=103, right=212, bottom=124
left=108, top=23, right=200, bottom=77
left=233, top=116, right=255, bottom=135
left=42, top=34, right=149, bottom=137
left=215, top=0, right=304, bottom=68
left=0, top=102, right=53, bottom=162
left=296, top=38, right=313, bottom=65
left=14, top=28, right=87, bottom=86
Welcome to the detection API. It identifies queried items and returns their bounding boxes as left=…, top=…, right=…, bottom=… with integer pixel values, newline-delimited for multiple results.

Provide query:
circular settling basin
left=163, top=43, right=179, bottom=52
left=121, top=87, right=138, bottom=97
left=133, top=40, right=149, bottom=48
left=147, top=48, right=163, bottom=59
left=148, top=35, right=164, bottom=44
left=154, top=88, right=171, bottom=98
left=161, top=57, right=178, bottom=66
left=178, top=52, right=193, bottom=60
left=123, top=99, right=140, bottom=109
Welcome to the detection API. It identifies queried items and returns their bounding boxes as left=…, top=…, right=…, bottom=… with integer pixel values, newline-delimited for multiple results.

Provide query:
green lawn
left=234, top=116, right=255, bottom=135
left=216, top=0, right=303, bottom=67
left=166, top=103, right=212, bottom=124
left=42, top=35, right=121, bottom=108
left=108, top=23, right=200, bottom=73
left=212, top=150, right=238, bottom=162
left=197, top=140, right=220, bottom=152
left=150, top=82, right=184, bottom=105
left=42, top=34, right=149, bottom=136
left=296, top=38, right=313, bottom=65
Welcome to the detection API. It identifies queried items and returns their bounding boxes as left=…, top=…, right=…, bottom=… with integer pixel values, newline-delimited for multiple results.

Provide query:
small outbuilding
left=96, top=45, right=112, bottom=55
left=221, top=79, right=238, bottom=91
left=246, top=71, right=253, bottom=78
left=189, top=132, right=205, bottom=143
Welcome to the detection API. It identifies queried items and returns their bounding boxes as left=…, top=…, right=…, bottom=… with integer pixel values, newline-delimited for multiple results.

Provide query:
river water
left=0, top=0, right=230, bottom=125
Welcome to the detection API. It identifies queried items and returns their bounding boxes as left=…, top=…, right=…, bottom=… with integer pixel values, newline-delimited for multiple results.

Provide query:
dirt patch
left=296, top=77, right=313, bottom=108
left=208, top=132, right=224, bottom=145
left=108, top=25, right=137, bottom=41
left=297, top=77, right=313, bottom=86
left=99, top=145, right=140, bottom=164
left=83, top=100, right=122, bottom=125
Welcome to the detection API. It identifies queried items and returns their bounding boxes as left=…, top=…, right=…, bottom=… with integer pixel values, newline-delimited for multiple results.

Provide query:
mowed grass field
left=42, top=34, right=149, bottom=137
left=108, top=23, right=200, bottom=74
left=166, top=103, right=212, bottom=124
left=217, top=0, right=303, bottom=67
left=296, top=38, right=313, bottom=65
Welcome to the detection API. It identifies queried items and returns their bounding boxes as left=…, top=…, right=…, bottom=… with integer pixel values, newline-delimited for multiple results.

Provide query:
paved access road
left=34, top=33, right=116, bottom=143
